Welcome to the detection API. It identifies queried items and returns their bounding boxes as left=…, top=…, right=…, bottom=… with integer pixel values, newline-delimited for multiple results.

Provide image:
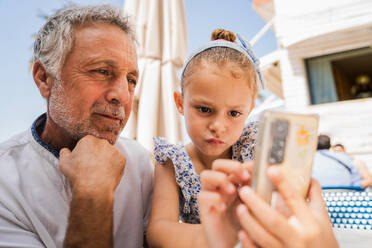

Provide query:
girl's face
left=175, top=62, right=255, bottom=158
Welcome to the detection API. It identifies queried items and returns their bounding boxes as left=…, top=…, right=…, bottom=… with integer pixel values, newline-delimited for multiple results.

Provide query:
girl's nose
left=208, top=117, right=227, bottom=135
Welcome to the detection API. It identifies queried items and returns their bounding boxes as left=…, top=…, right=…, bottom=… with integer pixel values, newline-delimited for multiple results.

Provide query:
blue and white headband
left=181, top=33, right=265, bottom=89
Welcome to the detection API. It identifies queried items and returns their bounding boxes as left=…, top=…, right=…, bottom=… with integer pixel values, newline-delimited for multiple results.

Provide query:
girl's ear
left=33, top=60, right=53, bottom=99
left=174, top=91, right=184, bottom=115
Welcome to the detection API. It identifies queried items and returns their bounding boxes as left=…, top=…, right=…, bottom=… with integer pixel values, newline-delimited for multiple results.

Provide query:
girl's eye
left=229, top=110, right=241, bottom=117
left=197, top=106, right=212, bottom=113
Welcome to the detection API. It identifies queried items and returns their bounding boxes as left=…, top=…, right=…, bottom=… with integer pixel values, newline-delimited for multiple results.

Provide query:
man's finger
left=59, top=148, right=72, bottom=175
left=59, top=147, right=71, bottom=157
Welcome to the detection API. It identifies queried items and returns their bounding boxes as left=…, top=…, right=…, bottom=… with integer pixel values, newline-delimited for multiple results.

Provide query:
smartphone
left=252, top=110, right=319, bottom=204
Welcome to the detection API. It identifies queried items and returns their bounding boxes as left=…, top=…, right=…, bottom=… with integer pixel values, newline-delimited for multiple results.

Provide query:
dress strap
left=153, top=137, right=200, bottom=218
left=232, top=121, right=258, bottom=162
left=153, top=137, right=174, bottom=164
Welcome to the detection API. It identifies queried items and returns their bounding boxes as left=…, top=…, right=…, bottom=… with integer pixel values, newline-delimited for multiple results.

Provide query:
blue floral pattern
left=153, top=122, right=258, bottom=224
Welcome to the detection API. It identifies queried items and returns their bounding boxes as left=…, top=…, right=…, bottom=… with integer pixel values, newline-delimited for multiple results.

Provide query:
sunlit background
left=1, top=0, right=371, bottom=170
left=0, top=0, right=276, bottom=142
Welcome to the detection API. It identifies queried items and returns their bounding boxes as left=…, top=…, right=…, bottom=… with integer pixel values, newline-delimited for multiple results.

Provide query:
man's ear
left=173, top=91, right=184, bottom=115
left=33, top=61, right=53, bottom=99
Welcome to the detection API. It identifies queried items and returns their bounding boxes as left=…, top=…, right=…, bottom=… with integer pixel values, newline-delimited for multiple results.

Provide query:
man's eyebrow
left=85, top=60, right=117, bottom=67
left=128, top=70, right=139, bottom=77
left=85, top=60, right=139, bottom=77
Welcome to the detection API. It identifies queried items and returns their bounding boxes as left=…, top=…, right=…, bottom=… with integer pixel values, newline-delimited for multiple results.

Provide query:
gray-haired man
left=0, top=5, right=153, bottom=248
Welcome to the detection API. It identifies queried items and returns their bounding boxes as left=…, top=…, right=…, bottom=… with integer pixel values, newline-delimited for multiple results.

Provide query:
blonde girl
left=147, top=29, right=264, bottom=247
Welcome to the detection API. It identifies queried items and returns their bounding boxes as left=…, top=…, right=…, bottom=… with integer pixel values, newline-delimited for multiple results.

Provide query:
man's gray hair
left=33, top=5, right=136, bottom=78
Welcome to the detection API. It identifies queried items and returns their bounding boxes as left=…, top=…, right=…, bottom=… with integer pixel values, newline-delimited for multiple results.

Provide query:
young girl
left=147, top=29, right=264, bottom=247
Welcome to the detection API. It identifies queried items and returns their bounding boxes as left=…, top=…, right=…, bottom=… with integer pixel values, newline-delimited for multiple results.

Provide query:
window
left=306, top=47, right=372, bottom=104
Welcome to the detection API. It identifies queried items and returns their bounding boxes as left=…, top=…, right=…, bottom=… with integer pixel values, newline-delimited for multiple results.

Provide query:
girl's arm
left=146, top=161, right=208, bottom=248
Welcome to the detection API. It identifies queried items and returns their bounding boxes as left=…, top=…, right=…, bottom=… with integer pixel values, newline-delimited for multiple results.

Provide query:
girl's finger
left=238, top=230, right=257, bottom=248
left=212, top=159, right=252, bottom=183
left=307, top=179, right=326, bottom=209
left=238, top=186, right=294, bottom=243
left=236, top=203, right=283, bottom=248
left=200, top=170, right=236, bottom=194
left=307, top=179, right=331, bottom=220
left=266, top=166, right=309, bottom=220
left=198, top=191, right=226, bottom=214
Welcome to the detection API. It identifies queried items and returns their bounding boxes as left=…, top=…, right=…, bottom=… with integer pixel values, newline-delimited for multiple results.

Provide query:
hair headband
left=181, top=33, right=265, bottom=89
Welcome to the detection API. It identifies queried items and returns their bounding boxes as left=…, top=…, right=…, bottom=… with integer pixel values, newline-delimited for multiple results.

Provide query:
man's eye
left=128, top=78, right=137, bottom=86
left=197, top=106, right=212, bottom=113
left=93, top=69, right=109, bottom=76
left=229, top=110, right=241, bottom=117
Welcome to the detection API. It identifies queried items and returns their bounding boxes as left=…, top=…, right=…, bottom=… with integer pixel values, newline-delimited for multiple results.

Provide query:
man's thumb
left=59, top=147, right=71, bottom=158
left=59, top=148, right=72, bottom=172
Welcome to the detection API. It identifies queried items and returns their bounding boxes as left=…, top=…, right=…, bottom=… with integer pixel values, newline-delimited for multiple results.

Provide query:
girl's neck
left=186, top=143, right=232, bottom=172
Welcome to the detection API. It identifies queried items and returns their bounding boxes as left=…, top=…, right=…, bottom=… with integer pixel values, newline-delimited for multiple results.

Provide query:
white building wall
left=273, top=0, right=372, bottom=47
left=270, top=0, right=372, bottom=169
left=279, top=49, right=310, bottom=108
left=278, top=27, right=372, bottom=170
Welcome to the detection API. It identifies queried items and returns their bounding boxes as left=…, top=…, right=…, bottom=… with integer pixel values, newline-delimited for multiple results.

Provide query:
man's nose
left=106, top=76, right=130, bottom=105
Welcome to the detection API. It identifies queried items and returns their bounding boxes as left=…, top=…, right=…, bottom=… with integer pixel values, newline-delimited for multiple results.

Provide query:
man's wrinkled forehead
left=70, top=23, right=139, bottom=71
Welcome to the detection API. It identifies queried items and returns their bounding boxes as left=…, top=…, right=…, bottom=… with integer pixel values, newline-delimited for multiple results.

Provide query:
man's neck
left=40, top=114, right=77, bottom=153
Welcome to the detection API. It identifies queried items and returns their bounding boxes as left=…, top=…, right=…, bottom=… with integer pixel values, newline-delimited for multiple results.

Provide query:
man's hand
left=59, top=135, right=126, bottom=248
left=59, top=135, right=126, bottom=195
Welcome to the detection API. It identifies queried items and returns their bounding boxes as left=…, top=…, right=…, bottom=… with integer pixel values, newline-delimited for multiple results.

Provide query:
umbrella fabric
left=122, top=0, right=187, bottom=151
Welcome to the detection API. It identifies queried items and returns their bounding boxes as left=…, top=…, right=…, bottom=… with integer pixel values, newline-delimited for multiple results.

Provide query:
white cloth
left=333, top=229, right=372, bottom=248
left=0, top=122, right=153, bottom=247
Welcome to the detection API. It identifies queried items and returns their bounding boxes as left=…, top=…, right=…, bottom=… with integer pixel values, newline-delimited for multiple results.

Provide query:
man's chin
left=94, top=132, right=119, bottom=145
left=76, top=131, right=120, bottom=145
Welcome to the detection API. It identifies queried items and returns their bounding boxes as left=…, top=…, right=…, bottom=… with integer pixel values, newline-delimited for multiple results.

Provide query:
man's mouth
left=94, top=113, right=123, bottom=122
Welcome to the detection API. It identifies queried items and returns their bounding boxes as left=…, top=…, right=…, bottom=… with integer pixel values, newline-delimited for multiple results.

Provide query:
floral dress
left=153, top=122, right=258, bottom=224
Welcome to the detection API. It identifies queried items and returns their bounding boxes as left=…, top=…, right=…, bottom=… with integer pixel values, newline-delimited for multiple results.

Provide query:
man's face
left=48, top=23, right=138, bottom=144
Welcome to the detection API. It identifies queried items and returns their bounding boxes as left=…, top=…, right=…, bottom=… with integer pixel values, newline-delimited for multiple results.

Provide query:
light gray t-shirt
left=312, top=150, right=362, bottom=187
left=0, top=117, right=154, bottom=248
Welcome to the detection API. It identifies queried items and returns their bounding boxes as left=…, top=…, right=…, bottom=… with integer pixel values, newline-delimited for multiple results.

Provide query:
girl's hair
left=181, top=28, right=257, bottom=95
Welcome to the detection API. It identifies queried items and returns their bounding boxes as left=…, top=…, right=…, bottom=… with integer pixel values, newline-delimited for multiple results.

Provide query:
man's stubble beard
left=47, top=80, right=126, bottom=145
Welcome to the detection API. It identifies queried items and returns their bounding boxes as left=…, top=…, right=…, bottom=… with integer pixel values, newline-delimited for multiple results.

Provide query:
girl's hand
left=198, top=159, right=252, bottom=248
left=236, top=166, right=338, bottom=248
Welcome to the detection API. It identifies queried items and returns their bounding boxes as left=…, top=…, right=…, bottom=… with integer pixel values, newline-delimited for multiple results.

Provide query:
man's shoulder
left=0, top=130, right=30, bottom=158
left=115, top=137, right=152, bottom=165
left=116, top=136, right=149, bottom=154
left=0, top=130, right=31, bottom=187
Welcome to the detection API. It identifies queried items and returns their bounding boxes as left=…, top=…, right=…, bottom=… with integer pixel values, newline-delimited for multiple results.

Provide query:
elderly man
left=0, top=5, right=153, bottom=248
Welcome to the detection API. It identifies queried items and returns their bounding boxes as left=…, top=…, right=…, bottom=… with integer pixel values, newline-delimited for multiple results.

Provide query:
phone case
left=252, top=110, right=319, bottom=204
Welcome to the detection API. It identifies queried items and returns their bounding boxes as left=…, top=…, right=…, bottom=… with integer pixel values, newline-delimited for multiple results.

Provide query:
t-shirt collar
left=31, top=113, right=60, bottom=158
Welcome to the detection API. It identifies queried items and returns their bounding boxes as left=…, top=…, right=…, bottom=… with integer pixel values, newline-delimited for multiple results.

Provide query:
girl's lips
left=205, top=138, right=224, bottom=145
